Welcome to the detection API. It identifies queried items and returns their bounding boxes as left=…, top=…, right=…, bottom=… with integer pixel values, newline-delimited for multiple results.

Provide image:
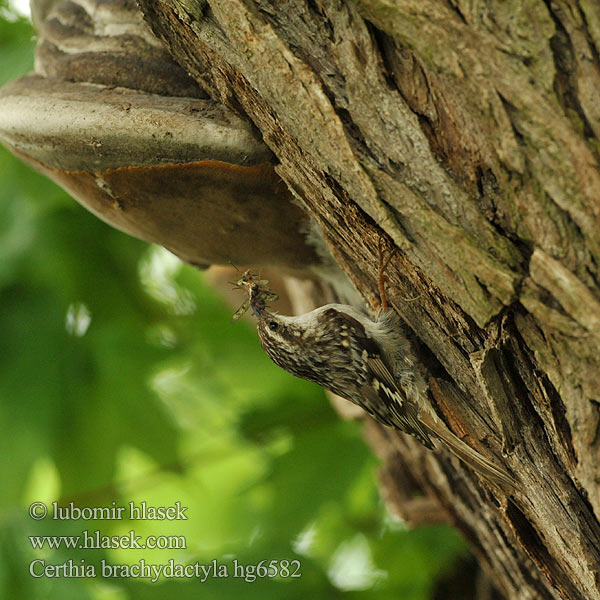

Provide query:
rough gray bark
left=1, top=0, right=599, bottom=598
left=132, top=2, right=600, bottom=599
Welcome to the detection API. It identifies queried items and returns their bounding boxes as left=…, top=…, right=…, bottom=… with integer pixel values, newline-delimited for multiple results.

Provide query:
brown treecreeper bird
left=233, top=247, right=516, bottom=491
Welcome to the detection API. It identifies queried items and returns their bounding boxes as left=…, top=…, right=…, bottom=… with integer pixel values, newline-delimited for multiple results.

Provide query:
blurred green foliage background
left=0, top=3, right=469, bottom=598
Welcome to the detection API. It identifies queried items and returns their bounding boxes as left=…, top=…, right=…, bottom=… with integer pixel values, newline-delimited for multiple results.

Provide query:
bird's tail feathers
left=420, top=413, right=517, bottom=492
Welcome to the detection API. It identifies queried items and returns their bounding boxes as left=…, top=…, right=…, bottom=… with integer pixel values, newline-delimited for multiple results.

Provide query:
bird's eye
left=268, top=321, right=279, bottom=332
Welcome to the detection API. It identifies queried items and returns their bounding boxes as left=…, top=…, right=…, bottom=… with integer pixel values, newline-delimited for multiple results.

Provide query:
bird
left=233, top=253, right=516, bottom=491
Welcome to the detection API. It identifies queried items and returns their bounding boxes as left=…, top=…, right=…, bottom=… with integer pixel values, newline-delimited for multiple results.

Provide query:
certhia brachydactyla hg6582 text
left=233, top=249, right=516, bottom=491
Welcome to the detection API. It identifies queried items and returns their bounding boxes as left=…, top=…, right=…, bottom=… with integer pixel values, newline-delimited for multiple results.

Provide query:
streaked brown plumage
left=236, top=275, right=516, bottom=491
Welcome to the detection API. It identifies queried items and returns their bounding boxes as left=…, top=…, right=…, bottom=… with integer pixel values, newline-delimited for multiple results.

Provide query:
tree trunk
left=2, top=1, right=600, bottom=598
left=135, top=2, right=600, bottom=599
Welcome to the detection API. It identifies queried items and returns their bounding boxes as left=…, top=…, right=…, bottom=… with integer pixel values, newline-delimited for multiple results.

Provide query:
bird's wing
left=325, top=309, right=435, bottom=449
